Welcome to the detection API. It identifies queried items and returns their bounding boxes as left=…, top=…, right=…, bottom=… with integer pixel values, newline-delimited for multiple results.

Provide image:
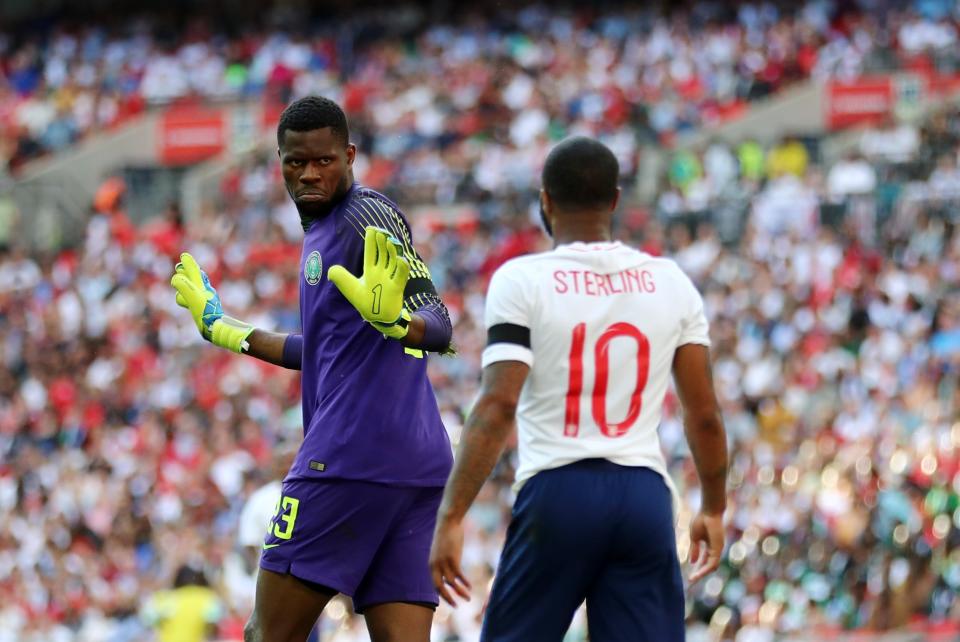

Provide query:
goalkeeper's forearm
left=245, top=330, right=302, bottom=370
left=402, top=300, right=452, bottom=353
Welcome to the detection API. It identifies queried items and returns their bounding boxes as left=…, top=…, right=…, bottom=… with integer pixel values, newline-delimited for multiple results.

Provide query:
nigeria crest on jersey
left=304, top=251, right=323, bottom=285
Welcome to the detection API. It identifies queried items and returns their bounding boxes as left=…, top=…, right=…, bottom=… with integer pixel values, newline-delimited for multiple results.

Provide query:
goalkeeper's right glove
left=170, top=252, right=255, bottom=354
left=328, top=226, right=412, bottom=341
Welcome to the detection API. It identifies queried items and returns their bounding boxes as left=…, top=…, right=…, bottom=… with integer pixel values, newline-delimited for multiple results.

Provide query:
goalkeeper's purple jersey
left=289, top=182, right=453, bottom=486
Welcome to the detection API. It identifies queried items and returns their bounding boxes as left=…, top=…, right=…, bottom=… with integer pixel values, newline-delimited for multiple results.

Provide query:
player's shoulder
left=491, top=244, right=695, bottom=280
left=350, top=184, right=403, bottom=216
left=339, top=184, right=412, bottom=240
left=640, top=253, right=689, bottom=276
left=491, top=250, right=558, bottom=280
left=582, top=243, right=691, bottom=277
left=639, top=253, right=703, bottom=296
left=553, top=241, right=686, bottom=274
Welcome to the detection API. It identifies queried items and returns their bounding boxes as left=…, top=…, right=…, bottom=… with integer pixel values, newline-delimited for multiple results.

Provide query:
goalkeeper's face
left=280, top=128, right=357, bottom=217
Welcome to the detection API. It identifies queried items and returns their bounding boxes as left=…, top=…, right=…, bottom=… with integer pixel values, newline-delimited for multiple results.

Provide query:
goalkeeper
left=171, top=96, right=453, bottom=642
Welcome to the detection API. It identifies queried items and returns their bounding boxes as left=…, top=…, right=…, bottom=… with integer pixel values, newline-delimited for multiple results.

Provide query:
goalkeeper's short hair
left=277, top=96, right=349, bottom=147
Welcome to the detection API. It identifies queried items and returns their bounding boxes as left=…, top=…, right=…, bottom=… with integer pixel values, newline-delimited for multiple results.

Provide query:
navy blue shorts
left=481, top=460, right=684, bottom=642
left=259, top=478, right=442, bottom=612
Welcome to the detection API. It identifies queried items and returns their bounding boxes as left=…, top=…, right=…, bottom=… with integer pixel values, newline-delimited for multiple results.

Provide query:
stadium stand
left=6, top=0, right=957, bottom=175
left=1, top=1, right=960, bottom=641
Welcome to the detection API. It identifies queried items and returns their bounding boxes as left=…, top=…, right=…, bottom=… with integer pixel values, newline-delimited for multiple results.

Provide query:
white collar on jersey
left=555, top=241, right=625, bottom=252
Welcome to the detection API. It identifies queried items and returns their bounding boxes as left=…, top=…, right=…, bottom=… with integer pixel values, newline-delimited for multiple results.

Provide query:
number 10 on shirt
left=564, top=322, right=650, bottom=438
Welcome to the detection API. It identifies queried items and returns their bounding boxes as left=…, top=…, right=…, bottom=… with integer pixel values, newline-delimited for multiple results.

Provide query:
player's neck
left=552, top=224, right=613, bottom=247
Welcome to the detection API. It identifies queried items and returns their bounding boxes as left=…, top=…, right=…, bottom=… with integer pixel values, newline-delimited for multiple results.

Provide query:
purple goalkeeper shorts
left=259, top=477, right=442, bottom=612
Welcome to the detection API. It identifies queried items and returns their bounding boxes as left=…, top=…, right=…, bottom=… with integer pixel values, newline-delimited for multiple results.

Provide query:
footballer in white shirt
left=430, top=137, right=728, bottom=642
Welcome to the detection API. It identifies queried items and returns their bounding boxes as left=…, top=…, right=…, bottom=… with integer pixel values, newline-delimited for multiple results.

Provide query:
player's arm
left=672, top=343, right=727, bottom=583
left=431, top=359, right=530, bottom=605
left=170, top=253, right=302, bottom=370
left=430, top=263, right=531, bottom=605
left=245, top=330, right=302, bottom=370
left=394, top=230, right=453, bottom=353
left=398, top=291, right=452, bottom=353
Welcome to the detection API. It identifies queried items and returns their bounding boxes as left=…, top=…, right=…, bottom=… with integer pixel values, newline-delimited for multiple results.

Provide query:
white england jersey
left=482, top=241, right=711, bottom=506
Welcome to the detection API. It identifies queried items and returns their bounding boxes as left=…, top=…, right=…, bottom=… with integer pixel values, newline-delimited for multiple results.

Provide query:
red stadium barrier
left=158, top=106, right=227, bottom=165
left=826, top=76, right=895, bottom=130
left=827, top=73, right=960, bottom=130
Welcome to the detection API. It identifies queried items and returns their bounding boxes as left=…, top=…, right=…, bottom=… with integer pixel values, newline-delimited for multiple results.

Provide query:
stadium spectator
left=827, top=153, right=878, bottom=200
left=860, top=118, right=921, bottom=164
left=141, top=565, right=224, bottom=642
left=766, top=136, right=810, bottom=179
left=737, top=139, right=767, bottom=184
left=0, top=0, right=942, bottom=176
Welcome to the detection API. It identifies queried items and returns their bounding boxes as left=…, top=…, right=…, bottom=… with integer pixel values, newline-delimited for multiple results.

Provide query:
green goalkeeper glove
left=170, top=252, right=255, bottom=353
left=328, top=226, right=412, bottom=340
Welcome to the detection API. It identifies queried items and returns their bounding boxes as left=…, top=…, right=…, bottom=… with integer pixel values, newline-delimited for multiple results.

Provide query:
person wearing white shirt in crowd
left=222, top=441, right=298, bottom=613
left=860, top=119, right=920, bottom=164
left=827, top=153, right=877, bottom=200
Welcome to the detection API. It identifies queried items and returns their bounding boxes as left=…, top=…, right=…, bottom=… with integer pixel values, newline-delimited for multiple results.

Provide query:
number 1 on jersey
left=563, top=322, right=651, bottom=438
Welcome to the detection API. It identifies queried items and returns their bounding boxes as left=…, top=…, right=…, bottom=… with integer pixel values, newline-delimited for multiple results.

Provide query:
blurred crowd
left=654, top=105, right=960, bottom=641
left=5, top=0, right=960, bottom=177
left=2, top=100, right=960, bottom=641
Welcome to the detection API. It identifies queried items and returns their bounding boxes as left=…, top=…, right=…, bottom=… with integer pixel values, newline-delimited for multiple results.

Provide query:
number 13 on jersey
left=564, top=322, right=650, bottom=438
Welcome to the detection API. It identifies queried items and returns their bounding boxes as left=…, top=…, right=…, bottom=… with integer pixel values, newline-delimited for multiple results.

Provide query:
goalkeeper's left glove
left=328, top=226, right=411, bottom=341
left=170, top=252, right=255, bottom=353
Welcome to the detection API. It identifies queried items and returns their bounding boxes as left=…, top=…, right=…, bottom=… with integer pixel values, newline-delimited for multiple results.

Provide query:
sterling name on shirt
left=553, top=268, right=656, bottom=296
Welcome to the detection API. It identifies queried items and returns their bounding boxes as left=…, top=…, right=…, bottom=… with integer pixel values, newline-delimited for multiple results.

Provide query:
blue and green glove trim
left=170, top=252, right=255, bottom=354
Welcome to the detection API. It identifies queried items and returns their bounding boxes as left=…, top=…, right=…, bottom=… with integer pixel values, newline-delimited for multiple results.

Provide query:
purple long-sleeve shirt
left=285, top=182, right=453, bottom=486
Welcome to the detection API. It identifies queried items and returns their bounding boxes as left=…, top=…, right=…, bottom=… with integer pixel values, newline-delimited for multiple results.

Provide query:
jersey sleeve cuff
left=678, top=335, right=711, bottom=347
left=482, top=343, right=534, bottom=368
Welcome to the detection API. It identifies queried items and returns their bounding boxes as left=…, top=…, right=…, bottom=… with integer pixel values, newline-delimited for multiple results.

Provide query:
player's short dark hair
left=277, top=96, right=349, bottom=148
left=542, top=137, right=619, bottom=211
